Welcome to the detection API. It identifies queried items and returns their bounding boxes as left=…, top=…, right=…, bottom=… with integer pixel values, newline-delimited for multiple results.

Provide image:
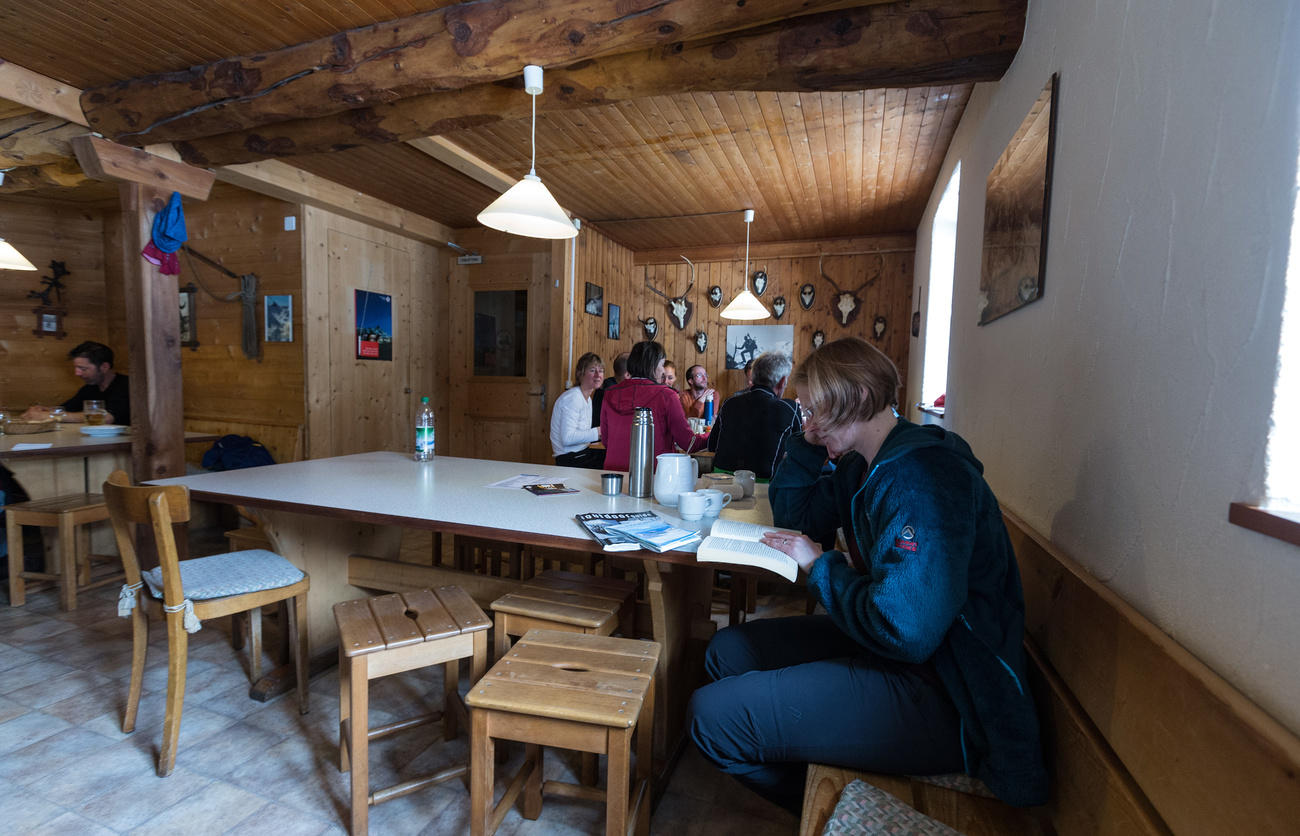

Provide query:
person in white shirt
left=550, top=352, right=607, bottom=468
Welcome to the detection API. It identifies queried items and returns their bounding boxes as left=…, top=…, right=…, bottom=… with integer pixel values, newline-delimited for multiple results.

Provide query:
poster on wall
left=265, top=294, right=293, bottom=343
left=608, top=303, right=620, bottom=339
left=725, top=324, right=793, bottom=370
left=355, top=289, right=393, bottom=361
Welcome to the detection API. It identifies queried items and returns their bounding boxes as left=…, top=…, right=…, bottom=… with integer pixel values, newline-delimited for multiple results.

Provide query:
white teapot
left=653, top=453, right=699, bottom=507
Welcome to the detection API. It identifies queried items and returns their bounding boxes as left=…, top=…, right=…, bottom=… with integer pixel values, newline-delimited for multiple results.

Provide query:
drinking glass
left=50, top=407, right=66, bottom=423
left=84, top=400, right=106, bottom=425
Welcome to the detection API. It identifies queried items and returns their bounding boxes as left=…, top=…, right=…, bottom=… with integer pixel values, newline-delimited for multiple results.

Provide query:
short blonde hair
left=575, top=352, right=603, bottom=378
left=790, top=338, right=899, bottom=428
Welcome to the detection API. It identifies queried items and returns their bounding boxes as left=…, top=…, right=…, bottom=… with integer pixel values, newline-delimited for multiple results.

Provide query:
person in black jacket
left=706, top=351, right=800, bottom=478
left=23, top=341, right=130, bottom=425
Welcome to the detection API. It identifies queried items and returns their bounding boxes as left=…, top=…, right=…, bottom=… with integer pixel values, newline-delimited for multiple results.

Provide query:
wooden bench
left=800, top=508, right=1300, bottom=835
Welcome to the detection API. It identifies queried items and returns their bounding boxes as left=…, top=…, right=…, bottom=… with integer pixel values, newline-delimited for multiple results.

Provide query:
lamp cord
left=529, top=89, right=537, bottom=177
left=743, top=217, right=751, bottom=291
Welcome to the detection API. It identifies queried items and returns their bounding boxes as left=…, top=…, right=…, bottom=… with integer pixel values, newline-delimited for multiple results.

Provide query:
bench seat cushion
left=822, top=780, right=961, bottom=836
left=143, top=549, right=304, bottom=600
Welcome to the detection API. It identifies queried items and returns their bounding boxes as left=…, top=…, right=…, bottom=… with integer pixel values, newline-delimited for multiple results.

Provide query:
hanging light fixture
left=720, top=209, right=769, bottom=320
left=0, top=237, right=37, bottom=271
left=477, top=65, right=578, bottom=239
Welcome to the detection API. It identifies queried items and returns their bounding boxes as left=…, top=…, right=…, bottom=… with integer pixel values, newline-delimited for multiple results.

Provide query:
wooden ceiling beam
left=0, top=113, right=87, bottom=167
left=0, top=60, right=88, bottom=126
left=79, top=0, right=886, bottom=146
left=406, top=136, right=515, bottom=193
left=216, top=159, right=454, bottom=245
left=70, top=134, right=215, bottom=200
left=172, top=0, right=1024, bottom=168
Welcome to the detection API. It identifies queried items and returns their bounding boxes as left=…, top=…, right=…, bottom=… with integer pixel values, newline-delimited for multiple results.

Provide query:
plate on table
left=80, top=425, right=130, bottom=436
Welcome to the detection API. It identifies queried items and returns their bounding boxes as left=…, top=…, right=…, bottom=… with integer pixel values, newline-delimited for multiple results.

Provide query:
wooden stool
left=6, top=492, right=118, bottom=610
left=334, top=586, right=491, bottom=835
left=490, top=570, right=638, bottom=661
left=467, top=629, right=660, bottom=836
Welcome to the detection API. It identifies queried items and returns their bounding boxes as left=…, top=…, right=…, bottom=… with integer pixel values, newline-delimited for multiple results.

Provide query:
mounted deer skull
left=772, top=296, right=787, bottom=319
left=799, top=283, right=816, bottom=310
left=694, top=330, right=708, bottom=353
left=819, top=252, right=882, bottom=327
left=752, top=268, right=768, bottom=296
left=639, top=316, right=659, bottom=341
left=645, top=256, right=695, bottom=330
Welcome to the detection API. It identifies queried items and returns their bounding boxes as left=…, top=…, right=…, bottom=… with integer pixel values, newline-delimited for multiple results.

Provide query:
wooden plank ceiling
left=0, top=0, right=1022, bottom=250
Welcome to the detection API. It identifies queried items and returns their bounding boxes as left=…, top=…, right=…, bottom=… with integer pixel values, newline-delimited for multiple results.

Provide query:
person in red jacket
left=600, top=341, right=703, bottom=471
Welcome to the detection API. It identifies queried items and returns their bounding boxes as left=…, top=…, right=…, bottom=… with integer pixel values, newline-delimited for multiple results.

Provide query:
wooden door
left=449, top=249, right=552, bottom=464
left=303, top=208, right=435, bottom=459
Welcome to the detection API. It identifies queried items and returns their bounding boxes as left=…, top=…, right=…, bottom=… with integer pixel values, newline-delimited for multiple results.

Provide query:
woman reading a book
left=687, top=337, right=1048, bottom=814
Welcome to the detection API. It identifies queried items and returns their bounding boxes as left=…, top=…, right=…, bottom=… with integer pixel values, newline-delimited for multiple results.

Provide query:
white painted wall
left=910, top=0, right=1300, bottom=732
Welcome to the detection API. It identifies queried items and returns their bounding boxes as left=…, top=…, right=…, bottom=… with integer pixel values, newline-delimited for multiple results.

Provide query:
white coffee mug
left=698, top=488, right=732, bottom=515
left=678, top=491, right=707, bottom=521
left=733, top=470, right=757, bottom=498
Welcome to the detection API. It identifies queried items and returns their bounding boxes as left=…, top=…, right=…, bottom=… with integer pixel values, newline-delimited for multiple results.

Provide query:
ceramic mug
left=678, top=491, right=707, bottom=521
left=698, top=488, right=732, bottom=516
left=733, top=470, right=757, bottom=498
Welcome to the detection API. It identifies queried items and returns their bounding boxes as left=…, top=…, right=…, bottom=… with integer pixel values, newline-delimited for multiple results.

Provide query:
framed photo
left=355, top=288, right=393, bottom=361
left=979, top=73, right=1059, bottom=325
left=178, top=283, right=198, bottom=349
left=265, top=294, right=293, bottom=343
left=607, top=303, right=620, bottom=339
left=725, top=324, right=794, bottom=370
left=584, top=282, right=604, bottom=316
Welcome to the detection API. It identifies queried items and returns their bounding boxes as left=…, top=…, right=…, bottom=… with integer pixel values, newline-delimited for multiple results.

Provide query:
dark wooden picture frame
left=978, top=73, right=1059, bottom=325
left=179, top=283, right=199, bottom=349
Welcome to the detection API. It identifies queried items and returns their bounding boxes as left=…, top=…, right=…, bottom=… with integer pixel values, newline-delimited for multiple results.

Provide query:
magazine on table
left=522, top=482, right=579, bottom=496
left=606, top=515, right=703, bottom=553
left=575, top=511, right=660, bottom=551
left=695, top=518, right=802, bottom=582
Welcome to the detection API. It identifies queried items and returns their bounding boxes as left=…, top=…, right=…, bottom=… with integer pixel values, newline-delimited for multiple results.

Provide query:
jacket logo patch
left=900, top=526, right=915, bottom=540
left=895, top=525, right=917, bottom=551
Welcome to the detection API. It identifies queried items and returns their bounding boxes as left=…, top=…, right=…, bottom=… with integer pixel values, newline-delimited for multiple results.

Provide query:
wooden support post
left=120, top=183, right=186, bottom=482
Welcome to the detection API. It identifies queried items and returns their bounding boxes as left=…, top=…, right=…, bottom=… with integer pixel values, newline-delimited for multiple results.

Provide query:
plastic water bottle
left=414, top=396, right=435, bottom=461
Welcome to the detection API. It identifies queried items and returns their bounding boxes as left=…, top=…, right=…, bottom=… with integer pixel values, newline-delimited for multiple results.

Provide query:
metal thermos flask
left=627, top=407, right=654, bottom=497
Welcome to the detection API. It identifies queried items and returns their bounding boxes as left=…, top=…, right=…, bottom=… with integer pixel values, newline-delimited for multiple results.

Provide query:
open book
left=696, top=519, right=802, bottom=582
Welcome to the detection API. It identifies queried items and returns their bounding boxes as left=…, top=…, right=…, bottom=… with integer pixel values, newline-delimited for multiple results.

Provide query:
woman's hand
left=760, top=531, right=823, bottom=573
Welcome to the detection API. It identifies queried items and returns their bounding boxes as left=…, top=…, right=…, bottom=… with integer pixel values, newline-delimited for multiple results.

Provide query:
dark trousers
left=554, top=448, right=605, bottom=469
left=688, top=615, right=965, bottom=814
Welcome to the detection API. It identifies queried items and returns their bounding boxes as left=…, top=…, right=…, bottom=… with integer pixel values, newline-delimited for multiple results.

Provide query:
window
left=1264, top=144, right=1300, bottom=510
left=473, top=290, right=528, bottom=376
left=921, top=163, right=961, bottom=410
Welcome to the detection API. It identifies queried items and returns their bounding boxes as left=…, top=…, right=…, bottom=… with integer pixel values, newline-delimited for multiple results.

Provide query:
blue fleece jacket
left=770, top=419, right=1049, bottom=807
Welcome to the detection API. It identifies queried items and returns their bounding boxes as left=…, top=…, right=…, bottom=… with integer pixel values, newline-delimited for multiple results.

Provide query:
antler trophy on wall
left=645, top=256, right=695, bottom=330
left=819, top=252, right=882, bottom=327
left=639, top=316, right=659, bottom=341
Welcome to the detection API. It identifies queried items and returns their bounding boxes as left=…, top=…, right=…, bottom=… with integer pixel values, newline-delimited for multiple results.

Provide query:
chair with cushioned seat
left=102, top=470, right=310, bottom=777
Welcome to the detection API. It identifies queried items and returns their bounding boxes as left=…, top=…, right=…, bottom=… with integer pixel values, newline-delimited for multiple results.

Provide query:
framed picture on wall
left=178, top=283, right=198, bottom=349
left=585, top=282, right=604, bottom=316
left=265, top=294, right=293, bottom=343
left=725, top=324, right=793, bottom=370
left=978, top=73, right=1059, bottom=325
left=608, top=303, right=620, bottom=339
left=355, top=288, right=393, bottom=361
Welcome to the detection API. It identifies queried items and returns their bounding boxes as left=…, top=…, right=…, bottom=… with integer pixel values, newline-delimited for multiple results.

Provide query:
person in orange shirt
left=679, top=364, right=715, bottom=419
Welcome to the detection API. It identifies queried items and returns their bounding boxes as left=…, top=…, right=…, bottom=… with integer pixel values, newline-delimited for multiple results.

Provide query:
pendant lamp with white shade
left=477, top=65, right=578, bottom=239
left=0, top=238, right=37, bottom=271
left=720, top=209, right=769, bottom=320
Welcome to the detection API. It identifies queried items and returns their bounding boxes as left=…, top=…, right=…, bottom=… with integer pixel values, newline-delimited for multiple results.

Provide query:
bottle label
left=416, top=427, right=435, bottom=455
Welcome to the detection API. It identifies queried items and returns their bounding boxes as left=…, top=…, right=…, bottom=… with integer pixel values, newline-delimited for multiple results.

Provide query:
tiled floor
left=0, top=533, right=801, bottom=835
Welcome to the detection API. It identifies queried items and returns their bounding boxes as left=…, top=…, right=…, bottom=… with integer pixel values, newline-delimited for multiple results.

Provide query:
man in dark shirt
left=707, top=351, right=800, bottom=479
left=24, top=341, right=131, bottom=425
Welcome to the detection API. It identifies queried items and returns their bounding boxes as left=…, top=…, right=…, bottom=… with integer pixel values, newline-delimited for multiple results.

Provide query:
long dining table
left=149, top=451, right=777, bottom=774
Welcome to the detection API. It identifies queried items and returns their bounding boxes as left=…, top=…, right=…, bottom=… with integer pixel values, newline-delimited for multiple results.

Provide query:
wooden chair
left=5, top=492, right=119, bottom=610
left=102, top=470, right=310, bottom=777
left=334, top=586, right=490, bottom=834
left=466, top=629, right=660, bottom=836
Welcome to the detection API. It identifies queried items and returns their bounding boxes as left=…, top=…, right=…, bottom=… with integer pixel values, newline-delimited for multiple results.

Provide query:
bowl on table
left=2, top=417, right=58, bottom=435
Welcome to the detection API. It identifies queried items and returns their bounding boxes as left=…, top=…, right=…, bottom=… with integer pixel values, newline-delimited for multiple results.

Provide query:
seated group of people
left=548, top=341, right=802, bottom=479
left=549, top=335, right=1050, bottom=817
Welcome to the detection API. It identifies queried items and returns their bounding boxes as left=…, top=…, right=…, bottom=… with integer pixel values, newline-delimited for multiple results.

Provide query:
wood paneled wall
left=177, top=188, right=304, bottom=430
left=566, top=227, right=915, bottom=406
left=0, top=199, right=108, bottom=409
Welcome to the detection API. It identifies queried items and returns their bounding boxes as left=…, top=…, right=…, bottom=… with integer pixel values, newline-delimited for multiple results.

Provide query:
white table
left=151, top=451, right=775, bottom=771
